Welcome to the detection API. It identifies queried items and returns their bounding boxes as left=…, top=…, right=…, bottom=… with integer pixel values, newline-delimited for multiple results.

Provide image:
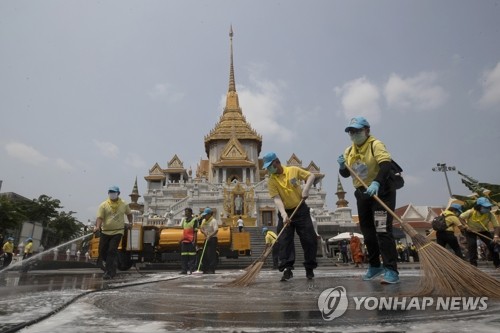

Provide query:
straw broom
left=225, top=200, right=304, bottom=287
left=345, top=164, right=500, bottom=298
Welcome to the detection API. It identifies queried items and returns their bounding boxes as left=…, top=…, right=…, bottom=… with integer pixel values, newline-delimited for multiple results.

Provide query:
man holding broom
left=337, top=116, right=400, bottom=284
left=262, top=152, right=317, bottom=281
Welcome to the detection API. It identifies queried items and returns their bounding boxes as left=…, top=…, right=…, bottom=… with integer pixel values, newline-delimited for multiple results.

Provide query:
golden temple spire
left=204, top=26, right=262, bottom=155
left=229, top=25, right=236, bottom=93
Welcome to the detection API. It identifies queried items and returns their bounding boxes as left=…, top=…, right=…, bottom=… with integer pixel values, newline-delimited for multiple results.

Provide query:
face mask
left=350, top=132, right=368, bottom=146
left=267, top=165, right=278, bottom=174
left=480, top=207, right=490, bottom=214
left=109, top=192, right=119, bottom=200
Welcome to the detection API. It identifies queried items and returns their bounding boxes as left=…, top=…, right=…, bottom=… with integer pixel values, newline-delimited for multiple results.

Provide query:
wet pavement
left=1, top=265, right=500, bottom=333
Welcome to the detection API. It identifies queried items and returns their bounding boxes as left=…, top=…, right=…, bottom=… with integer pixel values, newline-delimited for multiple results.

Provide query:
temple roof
left=204, top=26, right=262, bottom=156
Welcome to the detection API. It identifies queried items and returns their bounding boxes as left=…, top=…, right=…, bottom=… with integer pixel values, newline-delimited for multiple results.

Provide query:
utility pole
left=432, top=163, right=456, bottom=197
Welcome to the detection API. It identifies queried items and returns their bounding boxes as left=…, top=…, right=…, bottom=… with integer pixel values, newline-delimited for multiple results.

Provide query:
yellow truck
left=88, top=223, right=251, bottom=271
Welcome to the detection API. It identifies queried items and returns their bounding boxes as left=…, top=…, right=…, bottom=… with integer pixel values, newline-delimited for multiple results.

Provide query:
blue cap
left=450, top=203, right=463, bottom=213
left=108, top=186, right=120, bottom=193
left=8, top=237, right=14, bottom=241
left=262, top=227, right=268, bottom=235
left=476, top=197, right=493, bottom=208
left=345, top=116, right=370, bottom=132
left=262, top=152, right=277, bottom=169
left=26, top=238, right=32, bottom=242
left=201, top=207, right=213, bottom=216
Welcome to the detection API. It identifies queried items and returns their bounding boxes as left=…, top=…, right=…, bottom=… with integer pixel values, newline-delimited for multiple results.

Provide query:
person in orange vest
left=180, top=207, right=198, bottom=275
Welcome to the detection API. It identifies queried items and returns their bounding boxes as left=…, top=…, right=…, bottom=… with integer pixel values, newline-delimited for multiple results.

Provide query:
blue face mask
left=480, top=207, right=491, bottom=215
left=267, top=165, right=278, bottom=174
left=350, top=132, right=368, bottom=146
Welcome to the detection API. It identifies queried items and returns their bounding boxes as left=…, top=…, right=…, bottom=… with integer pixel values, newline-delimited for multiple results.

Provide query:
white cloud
left=335, top=77, right=381, bottom=123
left=5, top=142, right=49, bottom=166
left=93, top=140, right=119, bottom=158
left=54, top=158, right=74, bottom=171
left=147, top=83, right=185, bottom=104
left=125, top=153, right=147, bottom=169
left=222, top=65, right=293, bottom=143
left=384, top=72, right=448, bottom=111
left=478, top=61, right=500, bottom=109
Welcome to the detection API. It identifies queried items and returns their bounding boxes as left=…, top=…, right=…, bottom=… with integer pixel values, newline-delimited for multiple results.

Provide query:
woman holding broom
left=460, top=197, right=500, bottom=268
left=337, top=116, right=400, bottom=284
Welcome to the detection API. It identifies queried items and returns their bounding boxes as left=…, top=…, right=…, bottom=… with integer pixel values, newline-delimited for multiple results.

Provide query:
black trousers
left=436, top=230, right=463, bottom=258
left=277, top=202, right=317, bottom=271
left=355, top=188, right=399, bottom=273
left=465, top=231, right=499, bottom=267
left=202, top=237, right=218, bottom=273
left=98, top=233, right=122, bottom=277
left=2, top=253, right=13, bottom=267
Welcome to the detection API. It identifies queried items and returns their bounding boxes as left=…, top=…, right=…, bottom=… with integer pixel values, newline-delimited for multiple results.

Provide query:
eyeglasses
left=347, top=128, right=365, bottom=135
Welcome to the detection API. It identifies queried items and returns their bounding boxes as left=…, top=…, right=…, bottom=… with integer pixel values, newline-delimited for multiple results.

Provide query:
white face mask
left=350, top=132, right=368, bottom=146
left=109, top=192, right=119, bottom=200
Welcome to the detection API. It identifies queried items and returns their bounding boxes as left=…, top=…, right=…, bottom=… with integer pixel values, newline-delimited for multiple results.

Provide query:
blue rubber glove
left=337, top=154, right=346, bottom=169
left=364, top=181, right=380, bottom=197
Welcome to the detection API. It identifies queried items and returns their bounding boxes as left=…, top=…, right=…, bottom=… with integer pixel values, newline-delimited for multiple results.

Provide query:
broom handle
left=274, top=198, right=305, bottom=242
left=344, top=164, right=410, bottom=232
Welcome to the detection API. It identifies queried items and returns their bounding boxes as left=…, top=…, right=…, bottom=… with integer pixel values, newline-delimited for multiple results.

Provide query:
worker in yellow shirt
left=262, top=227, right=279, bottom=269
left=2, top=237, right=15, bottom=267
left=23, top=238, right=33, bottom=259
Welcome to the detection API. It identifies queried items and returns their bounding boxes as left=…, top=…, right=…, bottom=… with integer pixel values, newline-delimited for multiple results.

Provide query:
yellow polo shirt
left=268, top=166, right=311, bottom=209
left=460, top=208, right=499, bottom=233
left=343, top=136, right=391, bottom=188
left=97, top=198, right=132, bottom=236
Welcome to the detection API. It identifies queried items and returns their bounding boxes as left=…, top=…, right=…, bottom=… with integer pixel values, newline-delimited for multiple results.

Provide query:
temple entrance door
left=262, top=211, right=273, bottom=226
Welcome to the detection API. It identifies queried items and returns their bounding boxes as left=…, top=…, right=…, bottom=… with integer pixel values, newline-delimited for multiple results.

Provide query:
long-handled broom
left=192, top=236, right=210, bottom=275
left=225, top=200, right=304, bottom=287
left=345, top=164, right=500, bottom=298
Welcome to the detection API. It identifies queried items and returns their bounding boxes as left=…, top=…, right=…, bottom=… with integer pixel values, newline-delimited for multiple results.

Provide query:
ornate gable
left=167, top=154, right=184, bottom=170
left=145, top=162, right=165, bottom=181
left=220, top=137, right=248, bottom=161
left=306, top=161, right=320, bottom=173
left=287, top=153, right=302, bottom=167
left=401, top=204, right=426, bottom=220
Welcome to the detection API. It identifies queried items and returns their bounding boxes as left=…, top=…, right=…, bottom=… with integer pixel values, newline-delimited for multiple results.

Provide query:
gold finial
left=228, top=25, right=236, bottom=93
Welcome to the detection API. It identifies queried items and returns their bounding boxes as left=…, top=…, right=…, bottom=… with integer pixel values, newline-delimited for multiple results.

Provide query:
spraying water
left=0, top=232, right=95, bottom=274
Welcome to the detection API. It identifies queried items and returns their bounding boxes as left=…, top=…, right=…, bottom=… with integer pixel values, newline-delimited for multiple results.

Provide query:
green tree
left=0, top=196, right=26, bottom=232
left=21, top=195, right=62, bottom=227
left=46, top=211, right=84, bottom=246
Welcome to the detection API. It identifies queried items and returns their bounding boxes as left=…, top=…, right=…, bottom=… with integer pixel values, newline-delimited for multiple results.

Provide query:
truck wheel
left=117, top=251, right=133, bottom=271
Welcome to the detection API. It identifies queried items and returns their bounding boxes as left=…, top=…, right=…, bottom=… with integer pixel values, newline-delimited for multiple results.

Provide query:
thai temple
left=127, top=27, right=358, bottom=249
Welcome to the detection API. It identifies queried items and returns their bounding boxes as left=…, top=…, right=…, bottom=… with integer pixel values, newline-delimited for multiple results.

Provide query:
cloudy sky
left=1, top=1, right=499, bottom=224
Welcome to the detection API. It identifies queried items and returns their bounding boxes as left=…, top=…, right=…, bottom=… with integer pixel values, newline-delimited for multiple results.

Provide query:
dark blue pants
left=355, top=188, right=399, bottom=273
left=181, top=242, right=196, bottom=273
left=277, top=203, right=317, bottom=271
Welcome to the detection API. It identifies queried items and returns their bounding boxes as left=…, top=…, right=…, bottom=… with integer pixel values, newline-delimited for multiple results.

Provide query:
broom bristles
left=344, top=164, right=500, bottom=298
left=224, top=244, right=273, bottom=287
left=407, top=233, right=500, bottom=298
left=224, top=200, right=305, bottom=287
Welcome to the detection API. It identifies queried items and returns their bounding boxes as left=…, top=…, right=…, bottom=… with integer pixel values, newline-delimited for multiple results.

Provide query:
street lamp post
left=432, top=163, right=456, bottom=197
